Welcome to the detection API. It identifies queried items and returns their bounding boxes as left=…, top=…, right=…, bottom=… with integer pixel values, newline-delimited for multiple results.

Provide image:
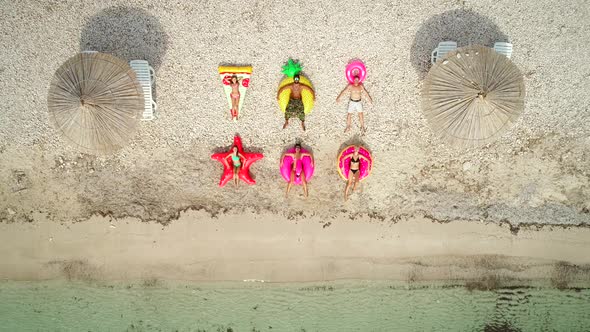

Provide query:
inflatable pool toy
left=337, top=145, right=373, bottom=181
left=219, top=66, right=252, bottom=120
left=280, top=147, right=314, bottom=185
left=277, top=59, right=315, bottom=114
left=345, top=60, right=367, bottom=84
left=211, top=135, right=263, bottom=187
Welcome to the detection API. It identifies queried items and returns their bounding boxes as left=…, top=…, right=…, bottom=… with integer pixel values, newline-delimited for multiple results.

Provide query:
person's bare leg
left=344, top=113, right=352, bottom=132
left=344, top=174, right=354, bottom=201
left=286, top=170, right=294, bottom=197
left=352, top=173, right=359, bottom=192
left=301, top=120, right=306, bottom=131
left=359, top=112, right=366, bottom=133
left=302, top=175, right=308, bottom=197
left=233, top=168, right=239, bottom=188
left=231, top=98, right=239, bottom=119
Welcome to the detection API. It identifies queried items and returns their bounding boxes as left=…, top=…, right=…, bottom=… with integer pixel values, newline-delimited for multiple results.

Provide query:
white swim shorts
left=347, top=99, right=363, bottom=113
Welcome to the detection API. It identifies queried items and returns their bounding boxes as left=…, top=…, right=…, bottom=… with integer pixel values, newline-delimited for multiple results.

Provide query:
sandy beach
left=0, top=0, right=589, bottom=285
left=1, top=212, right=590, bottom=287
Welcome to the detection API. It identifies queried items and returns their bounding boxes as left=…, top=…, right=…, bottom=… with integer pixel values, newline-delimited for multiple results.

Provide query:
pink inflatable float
left=280, top=147, right=314, bottom=185
left=337, top=145, right=373, bottom=181
left=345, top=60, right=367, bottom=84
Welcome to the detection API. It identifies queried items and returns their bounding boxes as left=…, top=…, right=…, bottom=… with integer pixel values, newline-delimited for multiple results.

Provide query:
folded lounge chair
left=493, top=42, right=513, bottom=59
left=130, top=60, right=157, bottom=121
left=431, top=41, right=458, bottom=64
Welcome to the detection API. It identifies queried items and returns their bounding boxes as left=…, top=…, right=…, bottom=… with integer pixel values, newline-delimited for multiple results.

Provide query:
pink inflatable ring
left=337, top=145, right=373, bottom=181
left=345, top=60, right=367, bottom=84
left=280, top=147, right=314, bottom=185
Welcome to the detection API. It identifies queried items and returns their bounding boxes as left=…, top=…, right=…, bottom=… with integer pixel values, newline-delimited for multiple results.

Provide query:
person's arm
left=336, top=85, right=350, bottom=103
left=362, top=84, right=373, bottom=104
left=281, top=153, right=294, bottom=167
left=358, top=155, right=371, bottom=163
left=341, top=153, right=353, bottom=161
left=301, top=85, right=316, bottom=99
left=300, top=153, right=313, bottom=166
left=277, top=84, right=292, bottom=99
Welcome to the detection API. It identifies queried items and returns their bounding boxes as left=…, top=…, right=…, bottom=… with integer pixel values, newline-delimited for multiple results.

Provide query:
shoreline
left=2, top=211, right=589, bottom=286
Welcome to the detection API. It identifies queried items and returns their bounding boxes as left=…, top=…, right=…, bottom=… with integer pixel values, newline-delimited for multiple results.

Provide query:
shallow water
left=0, top=280, right=588, bottom=331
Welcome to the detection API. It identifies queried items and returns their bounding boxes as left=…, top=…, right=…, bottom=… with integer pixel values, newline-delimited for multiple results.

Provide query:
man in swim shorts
left=277, top=75, right=314, bottom=131
left=336, top=76, right=373, bottom=133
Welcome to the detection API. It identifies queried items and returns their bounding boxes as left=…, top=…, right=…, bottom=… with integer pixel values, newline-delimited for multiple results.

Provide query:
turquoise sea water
left=0, top=280, right=589, bottom=332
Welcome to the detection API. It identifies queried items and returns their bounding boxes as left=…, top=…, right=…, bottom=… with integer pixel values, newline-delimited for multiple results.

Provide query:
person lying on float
left=226, top=145, right=245, bottom=188
left=277, top=59, right=315, bottom=131
left=337, top=145, right=372, bottom=201
left=336, top=61, right=373, bottom=134
left=280, top=143, right=315, bottom=198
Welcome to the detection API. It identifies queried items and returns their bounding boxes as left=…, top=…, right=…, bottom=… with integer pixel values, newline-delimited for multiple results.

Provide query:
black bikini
left=350, top=98, right=361, bottom=102
left=350, top=157, right=360, bottom=174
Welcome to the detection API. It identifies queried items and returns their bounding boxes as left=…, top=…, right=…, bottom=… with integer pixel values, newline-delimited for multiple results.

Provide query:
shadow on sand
left=410, top=9, right=509, bottom=78
left=80, top=6, right=168, bottom=71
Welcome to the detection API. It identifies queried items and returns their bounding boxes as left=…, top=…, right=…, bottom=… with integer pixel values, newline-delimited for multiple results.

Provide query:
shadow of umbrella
left=80, top=6, right=168, bottom=72
left=410, top=9, right=509, bottom=78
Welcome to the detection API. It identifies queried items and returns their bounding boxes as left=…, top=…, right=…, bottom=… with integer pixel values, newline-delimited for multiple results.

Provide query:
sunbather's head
left=232, top=146, right=238, bottom=154
left=293, top=75, right=300, bottom=84
left=231, top=75, right=238, bottom=84
left=353, top=76, right=359, bottom=85
left=295, top=143, right=301, bottom=152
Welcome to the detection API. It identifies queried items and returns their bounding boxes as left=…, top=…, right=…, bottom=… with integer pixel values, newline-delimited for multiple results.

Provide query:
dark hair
left=295, top=143, right=301, bottom=149
left=231, top=75, right=238, bottom=82
left=293, top=74, right=300, bottom=81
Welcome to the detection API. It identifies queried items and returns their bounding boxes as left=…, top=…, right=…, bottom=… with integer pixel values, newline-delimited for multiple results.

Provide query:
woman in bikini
left=226, top=146, right=244, bottom=188
left=281, top=143, right=314, bottom=197
left=229, top=75, right=241, bottom=120
left=344, top=145, right=370, bottom=201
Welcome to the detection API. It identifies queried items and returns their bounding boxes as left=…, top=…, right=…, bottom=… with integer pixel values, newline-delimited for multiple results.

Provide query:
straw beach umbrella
left=47, top=52, right=143, bottom=155
left=422, top=45, right=525, bottom=147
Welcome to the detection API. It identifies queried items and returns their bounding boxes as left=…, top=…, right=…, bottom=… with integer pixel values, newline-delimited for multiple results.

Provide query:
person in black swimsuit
left=344, top=145, right=370, bottom=201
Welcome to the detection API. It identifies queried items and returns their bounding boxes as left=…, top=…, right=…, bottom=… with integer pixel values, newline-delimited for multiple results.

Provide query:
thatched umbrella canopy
left=422, top=45, right=525, bottom=147
left=47, top=52, right=143, bottom=155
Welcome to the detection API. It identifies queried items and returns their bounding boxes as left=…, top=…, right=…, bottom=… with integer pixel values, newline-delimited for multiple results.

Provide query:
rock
left=463, top=162, right=472, bottom=171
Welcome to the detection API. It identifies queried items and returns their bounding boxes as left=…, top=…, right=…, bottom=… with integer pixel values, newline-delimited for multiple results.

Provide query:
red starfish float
left=211, top=135, right=263, bottom=187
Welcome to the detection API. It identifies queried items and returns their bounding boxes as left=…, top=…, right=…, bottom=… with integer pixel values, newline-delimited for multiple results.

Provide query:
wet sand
left=1, top=212, right=589, bottom=286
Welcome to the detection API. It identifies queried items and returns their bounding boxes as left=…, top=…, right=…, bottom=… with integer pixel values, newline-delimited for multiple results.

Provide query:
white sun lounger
left=130, top=60, right=157, bottom=121
left=431, top=41, right=458, bottom=64
left=493, top=42, right=513, bottom=59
